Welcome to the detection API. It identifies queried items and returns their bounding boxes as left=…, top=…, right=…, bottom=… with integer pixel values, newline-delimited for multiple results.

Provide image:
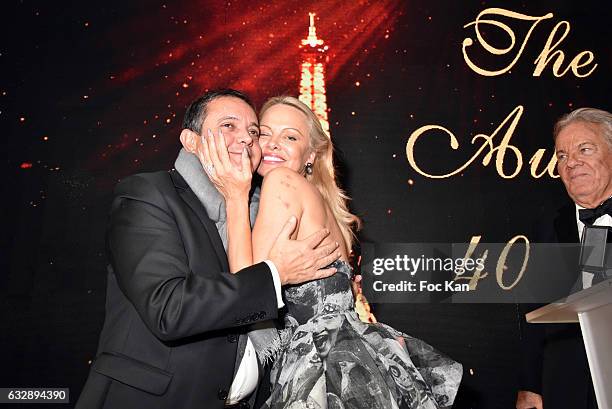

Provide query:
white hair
left=554, top=107, right=612, bottom=148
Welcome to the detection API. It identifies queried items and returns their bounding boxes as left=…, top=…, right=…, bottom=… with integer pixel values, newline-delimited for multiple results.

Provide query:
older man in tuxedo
left=517, top=107, right=612, bottom=409
left=76, top=89, right=341, bottom=409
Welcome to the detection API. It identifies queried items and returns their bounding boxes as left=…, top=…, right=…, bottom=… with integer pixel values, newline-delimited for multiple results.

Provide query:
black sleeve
left=106, top=175, right=278, bottom=342
left=516, top=205, right=550, bottom=394
left=517, top=302, right=545, bottom=394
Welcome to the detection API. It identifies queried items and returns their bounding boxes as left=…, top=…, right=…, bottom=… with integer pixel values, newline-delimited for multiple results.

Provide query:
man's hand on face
left=198, top=128, right=252, bottom=201
left=269, top=216, right=341, bottom=285
left=516, top=390, right=543, bottom=409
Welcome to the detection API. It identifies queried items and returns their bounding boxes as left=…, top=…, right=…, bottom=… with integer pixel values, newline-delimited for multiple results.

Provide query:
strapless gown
left=262, top=261, right=463, bottom=409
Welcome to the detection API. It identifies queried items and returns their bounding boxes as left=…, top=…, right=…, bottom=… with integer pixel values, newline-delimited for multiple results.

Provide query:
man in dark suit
left=517, top=107, right=612, bottom=409
left=76, top=89, right=341, bottom=409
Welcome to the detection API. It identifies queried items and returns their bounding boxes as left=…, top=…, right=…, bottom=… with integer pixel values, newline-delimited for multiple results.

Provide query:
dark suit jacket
left=519, top=201, right=597, bottom=409
left=76, top=170, right=278, bottom=409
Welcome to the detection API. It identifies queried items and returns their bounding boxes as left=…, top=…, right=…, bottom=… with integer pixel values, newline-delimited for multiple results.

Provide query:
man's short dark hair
left=182, top=89, right=255, bottom=134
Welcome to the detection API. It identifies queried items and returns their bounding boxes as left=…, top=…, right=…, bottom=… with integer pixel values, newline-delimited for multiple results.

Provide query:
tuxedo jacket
left=76, top=170, right=278, bottom=409
left=519, top=201, right=597, bottom=409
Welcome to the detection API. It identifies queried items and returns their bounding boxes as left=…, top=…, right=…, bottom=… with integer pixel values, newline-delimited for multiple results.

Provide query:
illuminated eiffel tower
left=299, top=12, right=330, bottom=136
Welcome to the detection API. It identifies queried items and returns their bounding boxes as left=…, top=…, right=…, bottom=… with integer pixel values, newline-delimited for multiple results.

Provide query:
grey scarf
left=174, top=148, right=282, bottom=364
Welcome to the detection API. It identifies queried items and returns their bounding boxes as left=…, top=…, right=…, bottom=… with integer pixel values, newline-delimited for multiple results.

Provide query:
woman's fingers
left=206, top=129, right=225, bottom=172
left=240, top=147, right=251, bottom=175
left=200, top=128, right=252, bottom=199
left=277, top=216, right=298, bottom=241
left=215, top=129, right=233, bottom=169
left=199, top=131, right=215, bottom=177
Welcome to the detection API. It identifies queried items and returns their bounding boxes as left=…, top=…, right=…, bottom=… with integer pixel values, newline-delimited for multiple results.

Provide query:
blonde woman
left=202, top=96, right=462, bottom=408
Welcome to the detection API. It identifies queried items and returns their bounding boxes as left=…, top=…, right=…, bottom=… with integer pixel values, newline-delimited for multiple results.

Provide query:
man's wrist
left=263, top=260, right=285, bottom=309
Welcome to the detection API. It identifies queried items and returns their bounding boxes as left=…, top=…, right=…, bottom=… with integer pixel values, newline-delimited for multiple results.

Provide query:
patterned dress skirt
left=262, top=261, right=462, bottom=409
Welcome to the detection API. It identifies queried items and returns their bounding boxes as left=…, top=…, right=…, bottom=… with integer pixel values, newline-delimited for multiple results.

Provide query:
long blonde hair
left=260, top=96, right=362, bottom=249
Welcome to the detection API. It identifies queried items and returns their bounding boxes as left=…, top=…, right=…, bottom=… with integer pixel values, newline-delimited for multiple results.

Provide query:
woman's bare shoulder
left=261, top=167, right=324, bottom=208
left=262, top=167, right=312, bottom=193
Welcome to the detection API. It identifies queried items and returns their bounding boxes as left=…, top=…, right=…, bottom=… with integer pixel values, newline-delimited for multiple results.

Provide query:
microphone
left=579, top=225, right=611, bottom=285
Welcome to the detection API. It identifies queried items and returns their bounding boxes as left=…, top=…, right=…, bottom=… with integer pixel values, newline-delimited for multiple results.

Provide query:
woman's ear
left=306, top=151, right=316, bottom=165
left=180, top=129, right=198, bottom=153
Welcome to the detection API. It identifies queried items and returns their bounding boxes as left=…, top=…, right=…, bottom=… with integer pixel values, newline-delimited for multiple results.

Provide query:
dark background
left=1, top=1, right=610, bottom=408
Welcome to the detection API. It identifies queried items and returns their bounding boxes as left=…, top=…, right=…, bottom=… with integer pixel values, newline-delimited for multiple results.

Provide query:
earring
left=305, top=162, right=313, bottom=175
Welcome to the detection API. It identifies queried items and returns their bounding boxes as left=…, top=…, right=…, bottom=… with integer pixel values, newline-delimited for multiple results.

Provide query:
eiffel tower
left=299, top=12, right=330, bottom=136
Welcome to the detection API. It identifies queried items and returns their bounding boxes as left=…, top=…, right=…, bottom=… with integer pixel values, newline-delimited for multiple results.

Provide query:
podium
left=527, top=278, right=612, bottom=409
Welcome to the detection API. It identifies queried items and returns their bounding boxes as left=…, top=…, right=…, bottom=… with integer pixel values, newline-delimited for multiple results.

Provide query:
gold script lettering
left=453, top=235, right=531, bottom=291
left=454, top=235, right=488, bottom=290
left=463, top=8, right=597, bottom=78
left=496, top=235, right=530, bottom=290
left=533, top=21, right=598, bottom=77
left=462, top=8, right=552, bottom=76
left=407, top=105, right=540, bottom=179
left=529, top=149, right=558, bottom=178
left=405, top=125, right=489, bottom=178
left=479, top=105, right=523, bottom=178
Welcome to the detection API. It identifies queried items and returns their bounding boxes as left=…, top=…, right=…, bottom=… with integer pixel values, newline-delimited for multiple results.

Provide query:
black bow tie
left=579, top=197, right=612, bottom=225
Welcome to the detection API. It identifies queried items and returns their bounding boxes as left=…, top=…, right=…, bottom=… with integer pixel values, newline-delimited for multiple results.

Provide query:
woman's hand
left=197, top=128, right=252, bottom=201
left=352, top=275, right=378, bottom=323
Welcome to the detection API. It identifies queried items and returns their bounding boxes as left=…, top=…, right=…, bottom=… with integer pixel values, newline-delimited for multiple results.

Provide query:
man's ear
left=180, top=129, right=198, bottom=152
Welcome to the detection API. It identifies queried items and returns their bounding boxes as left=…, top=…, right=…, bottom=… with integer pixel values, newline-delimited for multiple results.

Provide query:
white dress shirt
left=226, top=260, right=284, bottom=405
left=575, top=204, right=612, bottom=289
